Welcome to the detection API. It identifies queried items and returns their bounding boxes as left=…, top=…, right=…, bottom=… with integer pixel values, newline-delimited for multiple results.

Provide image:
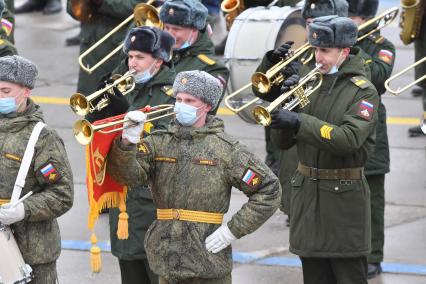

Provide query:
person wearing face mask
left=255, top=16, right=379, bottom=283
left=0, top=55, right=74, bottom=283
left=106, top=70, right=281, bottom=284
left=85, top=26, right=176, bottom=284
left=253, top=0, right=349, bottom=228
left=159, top=0, right=229, bottom=114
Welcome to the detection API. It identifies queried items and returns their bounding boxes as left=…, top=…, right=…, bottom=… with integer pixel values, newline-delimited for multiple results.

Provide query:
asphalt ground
left=10, top=0, right=426, bottom=283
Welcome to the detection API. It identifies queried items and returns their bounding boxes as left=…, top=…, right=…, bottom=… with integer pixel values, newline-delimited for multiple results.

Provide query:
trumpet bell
left=134, top=3, right=163, bottom=28
left=221, top=0, right=240, bottom=12
left=70, top=93, right=90, bottom=116
left=252, top=72, right=271, bottom=94
left=252, top=106, right=271, bottom=126
left=73, top=119, right=94, bottom=146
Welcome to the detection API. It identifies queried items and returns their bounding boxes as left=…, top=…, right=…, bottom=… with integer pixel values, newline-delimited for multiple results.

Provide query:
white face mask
left=174, top=102, right=205, bottom=126
left=175, top=30, right=193, bottom=50
left=0, top=89, right=25, bottom=114
left=327, top=49, right=344, bottom=75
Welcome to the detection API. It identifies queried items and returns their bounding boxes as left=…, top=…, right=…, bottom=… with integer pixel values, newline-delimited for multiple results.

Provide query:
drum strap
left=10, top=122, right=45, bottom=204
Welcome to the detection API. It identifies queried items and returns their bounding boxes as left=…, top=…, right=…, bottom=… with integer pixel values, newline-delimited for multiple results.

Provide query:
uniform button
left=334, top=186, right=339, bottom=191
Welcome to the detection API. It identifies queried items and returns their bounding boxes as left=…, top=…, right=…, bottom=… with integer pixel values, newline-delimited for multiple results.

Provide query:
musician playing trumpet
left=254, top=16, right=379, bottom=283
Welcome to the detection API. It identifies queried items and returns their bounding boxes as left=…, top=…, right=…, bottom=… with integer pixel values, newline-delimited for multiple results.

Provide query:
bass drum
left=224, top=6, right=306, bottom=124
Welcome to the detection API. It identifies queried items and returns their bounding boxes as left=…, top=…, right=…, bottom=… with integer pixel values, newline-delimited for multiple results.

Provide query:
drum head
left=224, top=6, right=306, bottom=124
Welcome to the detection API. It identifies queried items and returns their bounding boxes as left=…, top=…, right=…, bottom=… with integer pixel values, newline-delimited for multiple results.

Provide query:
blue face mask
left=134, top=60, right=157, bottom=84
left=0, top=97, right=19, bottom=114
left=327, top=50, right=343, bottom=75
left=176, top=31, right=193, bottom=50
left=174, top=102, right=204, bottom=126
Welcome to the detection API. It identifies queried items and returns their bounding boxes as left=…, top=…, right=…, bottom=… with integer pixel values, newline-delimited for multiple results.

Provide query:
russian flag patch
left=242, top=167, right=263, bottom=188
left=357, top=100, right=374, bottom=121
left=39, top=162, right=61, bottom=183
left=378, top=49, right=394, bottom=64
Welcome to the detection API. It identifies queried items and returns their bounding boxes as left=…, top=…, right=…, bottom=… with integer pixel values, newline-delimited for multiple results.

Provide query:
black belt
left=297, top=163, right=363, bottom=180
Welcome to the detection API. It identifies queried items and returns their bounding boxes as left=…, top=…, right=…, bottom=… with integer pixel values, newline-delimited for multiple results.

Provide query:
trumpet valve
left=94, top=97, right=111, bottom=112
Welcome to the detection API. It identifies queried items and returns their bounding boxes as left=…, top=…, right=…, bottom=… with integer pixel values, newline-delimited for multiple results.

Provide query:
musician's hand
left=0, top=203, right=25, bottom=225
left=270, top=41, right=294, bottom=64
left=280, top=61, right=300, bottom=79
left=280, top=74, right=300, bottom=93
left=270, top=109, right=301, bottom=131
left=122, top=111, right=147, bottom=144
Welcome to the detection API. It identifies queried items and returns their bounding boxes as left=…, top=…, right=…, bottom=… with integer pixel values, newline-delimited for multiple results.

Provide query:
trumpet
left=252, top=65, right=323, bottom=126
left=73, top=104, right=175, bottom=145
left=78, top=0, right=163, bottom=74
left=70, top=71, right=136, bottom=116
left=221, top=0, right=245, bottom=31
left=384, top=56, right=426, bottom=95
left=249, top=7, right=399, bottom=95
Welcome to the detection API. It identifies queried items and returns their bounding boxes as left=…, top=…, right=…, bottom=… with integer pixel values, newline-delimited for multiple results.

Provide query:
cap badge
left=313, top=32, right=317, bottom=39
left=131, top=35, right=136, bottom=42
left=310, top=3, right=315, bottom=9
left=181, top=77, right=188, bottom=84
left=168, top=8, right=174, bottom=16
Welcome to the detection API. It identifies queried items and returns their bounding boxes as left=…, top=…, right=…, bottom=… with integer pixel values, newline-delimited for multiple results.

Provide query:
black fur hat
left=123, top=26, right=175, bottom=62
left=347, top=0, right=379, bottom=18
left=302, top=0, right=348, bottom=19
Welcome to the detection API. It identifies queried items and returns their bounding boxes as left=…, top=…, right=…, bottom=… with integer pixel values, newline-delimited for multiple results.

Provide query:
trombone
left=70, top=71, right=136, bottom=116
left=252, top=64, right=323, bottom=126
left=73, top=104, right=175, bottom=145
left=78, top=0, right=163, bottom=74
left=384, top=56, right=426, bottom=95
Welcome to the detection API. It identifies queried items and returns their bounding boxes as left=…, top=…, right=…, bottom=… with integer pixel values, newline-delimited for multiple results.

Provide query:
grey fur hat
left=173, top=71, right=222, bottom=109
left=347, top=0, right=378, bottom=19
left=159, top=0, right=208, bottom=30
left=308, top=15, right=358, bottom=48
left=302, top=0, right=348, bottom=19
left=0, top=55, right=38, bottom=89
left=123, top=26, right=175, bottom=62
left=0, top=0, right=4, bottom=17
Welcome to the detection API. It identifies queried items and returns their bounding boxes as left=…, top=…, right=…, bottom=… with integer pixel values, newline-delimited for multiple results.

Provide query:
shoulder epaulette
left=161, top=85, right=173, bottom=96
left=197, top=54, right=216, bottom=65
left=350, top=76, right=370, bottom=89
left=215, top=132, right=238, bottom=146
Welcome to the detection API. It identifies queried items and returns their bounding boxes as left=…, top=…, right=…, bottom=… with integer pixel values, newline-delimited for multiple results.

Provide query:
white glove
left=205, top=224, right=237, bottom=254
left=122, top=111, right=147, bottom=144
left=0, top=203, right=25, bottom=225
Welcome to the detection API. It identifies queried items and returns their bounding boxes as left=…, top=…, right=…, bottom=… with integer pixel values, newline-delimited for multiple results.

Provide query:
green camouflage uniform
left=67, top=0, right=141, bottom=95
left=1, top=6, right=15, bottom=44
left=0, top=7, right=16, bottom=56
left=271, top=47, right=378, bottom=273
left=356, top=26, right=395, bottom=264
left=104, top=64, right=175, bottom=284
left=0, top=100, right=74, bottom=283
left=107, top=116, right=281, bottom=283
left=172, top=29, right=229, bottom=113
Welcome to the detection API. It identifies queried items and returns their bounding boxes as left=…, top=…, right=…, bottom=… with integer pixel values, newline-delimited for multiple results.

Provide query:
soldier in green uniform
left=66, top=0, right=141, bottom=96
left=408, top=1, right=426, bottom=137
left=257, top=0, right=349, bottom=222
left=0, top=0, right=17, bottom=56
left=88, top=26, right=176, bottom=284
left=0, top=55, right=74, bottom=283
left=106, top=70, right=281, bottom=284
left=160, top=0, right=229, bottom=113
left=258, top=16, right=379, bottom=283
left=347, top=0, right=395, bottom=278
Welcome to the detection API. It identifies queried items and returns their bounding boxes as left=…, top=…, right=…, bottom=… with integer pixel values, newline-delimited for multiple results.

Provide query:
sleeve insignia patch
left=1, top=19, right=13, bottom=37
left=155, top=156, right=177, bottom=163
left=161, top=85, right=174, bottom=96
left=137, top=142, right=151, bottom=154
left=320, top=125, right=333, bottom=140
left=39, top=162, right=61, bottom=183
left=197, top=54, right=216, bottom=65
left=192, top=158, right=218, bottom=166
left=241, top=167, right=263, bottom=188
left=357, top=100, right=374, bottom=121
left=378, top=49, right=394, bottom=64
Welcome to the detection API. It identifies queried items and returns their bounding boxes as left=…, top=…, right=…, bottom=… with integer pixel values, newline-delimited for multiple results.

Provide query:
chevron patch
left=320, top=125, right=333, bottom=140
